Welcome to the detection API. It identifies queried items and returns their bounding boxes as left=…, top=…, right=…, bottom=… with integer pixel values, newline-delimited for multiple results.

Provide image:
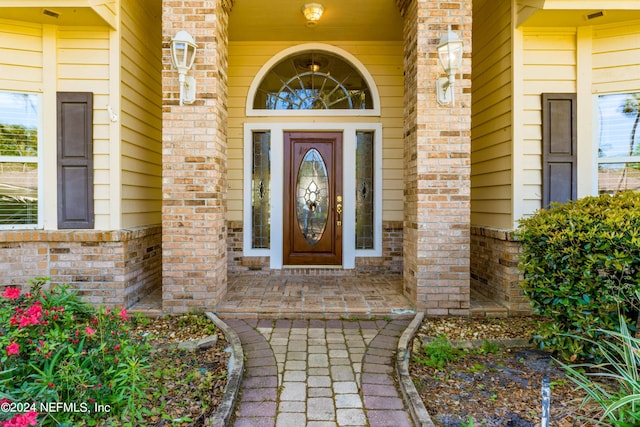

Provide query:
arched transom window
left=253, top=50, right=374, bottom=111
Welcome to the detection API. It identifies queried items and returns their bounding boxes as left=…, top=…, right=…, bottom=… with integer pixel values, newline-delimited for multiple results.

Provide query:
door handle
left=336, top=196, right=343, bottom=227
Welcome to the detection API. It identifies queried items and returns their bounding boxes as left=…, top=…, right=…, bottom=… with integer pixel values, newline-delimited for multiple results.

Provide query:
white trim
left=243, top=122, right=383, bottom=269
left=592, top=96, right=600, bottom=194
left=511, top=22, right=525, bottom=227
left=576, top=26, right=593, bottom=199
left=42, top=25, right=56, bottom=230
left=108, top=27, right=121, bottom=230
left=597, top=156, right=640, bottom=164
left=245, top=43, right=381, bottom=117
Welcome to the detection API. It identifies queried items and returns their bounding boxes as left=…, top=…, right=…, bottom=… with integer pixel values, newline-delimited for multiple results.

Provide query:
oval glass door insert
left=296, top=149, right=329, bottom=246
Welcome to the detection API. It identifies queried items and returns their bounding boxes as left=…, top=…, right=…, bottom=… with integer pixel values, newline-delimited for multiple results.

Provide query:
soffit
left=521, top=9, right=640, bottom=27
left=229, top=0, right=403, bottom=42
left=517, top=0, right=640, bottom=27
left=0, top=7, right=112, bottom=27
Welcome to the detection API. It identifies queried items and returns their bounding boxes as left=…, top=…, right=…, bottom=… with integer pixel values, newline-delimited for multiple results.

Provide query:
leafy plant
left=478, top=340, right=499, bottom=355
left=466, top=363, right=488, bottom=373
left=413, top=335, right=461, bottom=370
left=560, top=307, right=640, bottom=426
left=517, top=191, right=640, bottom=362
left=0, top=279, right=150, bottom=426
left=460, top=415, right=475, bottom=427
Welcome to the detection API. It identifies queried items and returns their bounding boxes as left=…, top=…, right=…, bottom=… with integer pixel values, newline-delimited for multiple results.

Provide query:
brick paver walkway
left=224, top=318, right=412, bottom=427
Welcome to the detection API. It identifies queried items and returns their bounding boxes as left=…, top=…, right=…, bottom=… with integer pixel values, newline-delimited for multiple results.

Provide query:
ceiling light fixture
left=302, top=3, right=324, bottom=27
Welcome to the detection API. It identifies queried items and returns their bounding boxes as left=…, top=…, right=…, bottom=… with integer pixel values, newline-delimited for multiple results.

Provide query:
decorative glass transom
left=296, top=149, right=329, bottom=246
left=253, top=51, right=373, bottom=110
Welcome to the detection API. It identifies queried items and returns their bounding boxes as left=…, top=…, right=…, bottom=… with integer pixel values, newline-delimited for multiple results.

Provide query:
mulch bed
left=131, top=314, right=230, bottom=426
left=410, top=316, right=602, bottom=427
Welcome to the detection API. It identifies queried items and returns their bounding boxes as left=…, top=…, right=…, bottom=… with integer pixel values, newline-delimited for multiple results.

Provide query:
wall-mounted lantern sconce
left=436, top=26, right=463, bottom=106
left=170, top=30, right=198, bottom=105
left=302, top=3, right=324, bottom=27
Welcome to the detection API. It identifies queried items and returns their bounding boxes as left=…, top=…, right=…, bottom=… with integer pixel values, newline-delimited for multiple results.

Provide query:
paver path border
left=220, top=317, right=414, bottom=427
left=206, top=313, right=245, bottom=427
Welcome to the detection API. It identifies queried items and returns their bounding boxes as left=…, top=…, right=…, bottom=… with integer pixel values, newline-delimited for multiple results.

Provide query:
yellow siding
left=119, top=0, right=162, bottom=227
left=227, top=41, right=404, bottom=222
left=471, top=0, right=513, bottom=228
left=57, top=26, right=112, bottom=229
left=516, top=21, right=640, bottom=219
left=0, top=19, right=42, bottom=91
left=520, top=29, right=577, bottom=218
left=592, top=21, right=640, bottom=93
left=0, top=19, right=115, bottom=230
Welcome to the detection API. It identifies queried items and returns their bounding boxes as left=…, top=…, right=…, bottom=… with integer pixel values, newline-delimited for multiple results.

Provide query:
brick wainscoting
left=0, top=225, right=161, bottom=309
left=227, top=221, right=403, bottom=275
left=470, top=226, right=531, bottom=315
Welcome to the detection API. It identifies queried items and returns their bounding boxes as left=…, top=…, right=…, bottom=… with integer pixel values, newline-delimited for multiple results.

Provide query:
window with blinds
left=597, top=93, right=640, bottom=194
left=0, top=92, right=40, bottom=227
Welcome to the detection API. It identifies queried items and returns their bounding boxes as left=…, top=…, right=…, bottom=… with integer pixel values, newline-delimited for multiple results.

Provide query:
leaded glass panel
left=252, top=132, right=270, bottom=248
left=296, top=149, right=329, bottom=246
left=254, top=51, right=373, bottom=111
left=355, top=131, right=374, bottom=249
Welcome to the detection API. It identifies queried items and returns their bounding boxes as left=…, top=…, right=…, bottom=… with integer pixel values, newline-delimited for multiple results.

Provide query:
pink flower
left=18, top=316, right=34, bottom=328
left=26, top=302, right=42, bottom=321
left=16, top=302, right=43, bottom=328
left=2, top=287, right=20, bottom=299
left=119, top=308, right=129, bottom=321
left=6, top=343, right=19, bottom=356
left=1, top=410, right=38, bottom=427
left=85, top=326, right=96, bottom=336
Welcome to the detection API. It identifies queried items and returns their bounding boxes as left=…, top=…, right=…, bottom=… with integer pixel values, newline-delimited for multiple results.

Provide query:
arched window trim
left=246, top=43, right=381, bottom=117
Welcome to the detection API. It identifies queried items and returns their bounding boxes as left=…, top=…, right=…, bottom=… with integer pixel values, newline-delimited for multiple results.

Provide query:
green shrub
left=0, top=278, right=150, bottom=426
left=517, top=191, right=640, bottom=362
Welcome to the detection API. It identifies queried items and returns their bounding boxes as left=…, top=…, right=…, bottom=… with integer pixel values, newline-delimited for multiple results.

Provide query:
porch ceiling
left=228, top=0, right=403, bottom=42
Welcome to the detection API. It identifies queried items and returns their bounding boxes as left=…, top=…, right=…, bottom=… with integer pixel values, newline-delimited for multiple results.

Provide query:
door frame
left=243, top=122, right=383, bottom=269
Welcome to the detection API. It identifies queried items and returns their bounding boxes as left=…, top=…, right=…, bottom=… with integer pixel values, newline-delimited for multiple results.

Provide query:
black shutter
left=57, top=92, right=94, bottom=229
left=542, top=93, right=577, bottom=207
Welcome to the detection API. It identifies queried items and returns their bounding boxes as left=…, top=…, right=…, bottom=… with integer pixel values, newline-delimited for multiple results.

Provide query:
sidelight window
left=251, top=131, right=271, bottom=248
left=355, top=131, right=374, bottom=249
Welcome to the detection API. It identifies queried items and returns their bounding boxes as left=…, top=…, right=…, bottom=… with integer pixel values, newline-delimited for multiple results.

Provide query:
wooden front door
left=284, top=132, right=343, bottom=265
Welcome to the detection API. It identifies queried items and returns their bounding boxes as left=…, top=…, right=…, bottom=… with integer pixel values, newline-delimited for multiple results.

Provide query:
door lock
left=336, top=196, right=343, bottom=226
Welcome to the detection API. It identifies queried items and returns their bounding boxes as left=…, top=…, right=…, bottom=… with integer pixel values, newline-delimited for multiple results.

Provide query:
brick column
left=397, top=0, right=472, bottom=315
left=162, top=0, right=232, bottom=313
